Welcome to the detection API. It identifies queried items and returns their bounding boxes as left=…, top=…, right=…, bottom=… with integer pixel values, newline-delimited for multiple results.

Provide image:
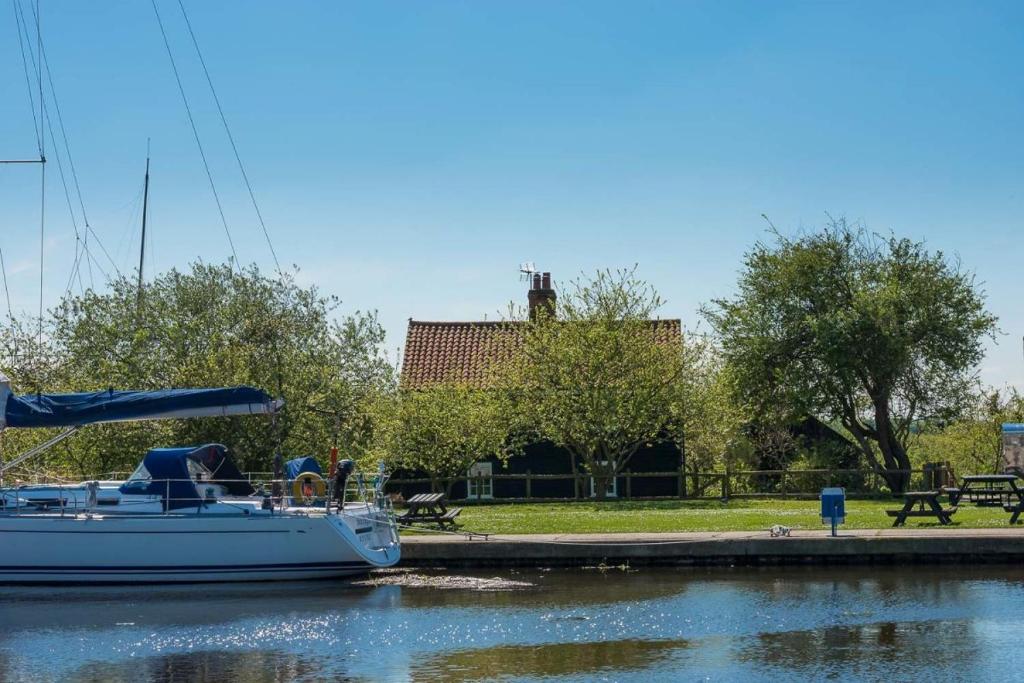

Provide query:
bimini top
left=0, top=380, right=279, bottom=430
left=285, top=456, right=323, bottom=481
left=119, top=444, right=254, bottom=509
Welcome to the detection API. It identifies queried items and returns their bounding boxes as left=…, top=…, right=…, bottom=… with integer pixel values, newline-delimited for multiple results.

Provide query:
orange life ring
left=291, top=472, right=327, bottom=504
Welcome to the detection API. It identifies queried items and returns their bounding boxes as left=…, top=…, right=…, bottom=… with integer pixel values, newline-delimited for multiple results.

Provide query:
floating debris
left=581, top=561, right=633, bottom=572
left=354, top=569, right=533, bottom=590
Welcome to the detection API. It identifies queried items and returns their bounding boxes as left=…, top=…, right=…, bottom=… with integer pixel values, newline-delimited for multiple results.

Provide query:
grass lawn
left=432, top=499, right=1019, bottom=535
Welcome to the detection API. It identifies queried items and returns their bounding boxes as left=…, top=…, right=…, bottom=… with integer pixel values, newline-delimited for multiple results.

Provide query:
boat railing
left=0, top=474, right=398, bottom=530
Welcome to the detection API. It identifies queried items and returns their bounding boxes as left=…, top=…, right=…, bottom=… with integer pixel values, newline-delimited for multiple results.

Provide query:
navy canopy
left=118, top=444, right=255, bottom=509
left=2, top=386, right=277, bottom=429
left=285, top=456, right=323, bottom=481
left=189, top=444, right=255, bottom=496
left=119, top=447, right=203, bottom=511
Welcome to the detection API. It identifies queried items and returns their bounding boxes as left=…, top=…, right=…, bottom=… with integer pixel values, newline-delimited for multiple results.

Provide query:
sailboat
left=0, top=375, right=401, bottom=583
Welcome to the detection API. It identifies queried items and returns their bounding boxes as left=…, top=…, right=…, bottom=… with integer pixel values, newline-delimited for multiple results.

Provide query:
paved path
left=400, top=528, right=1024, bottom=567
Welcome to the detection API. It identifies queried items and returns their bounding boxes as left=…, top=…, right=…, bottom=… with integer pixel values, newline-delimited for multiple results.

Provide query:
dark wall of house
left=391, top=439, right=682, bottom=501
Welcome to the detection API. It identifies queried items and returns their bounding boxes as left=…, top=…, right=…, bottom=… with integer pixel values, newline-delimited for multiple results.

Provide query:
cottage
left=397, top=272, right=684, bottom=501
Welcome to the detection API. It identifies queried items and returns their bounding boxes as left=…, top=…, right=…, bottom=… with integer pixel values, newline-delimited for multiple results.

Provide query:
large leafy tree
left=0, top=262, right=393, bottom=475
left=704, top=220, right=997, bottom=493
left=673, top=335, right=745, bottom=495
left=499, top=269, right=688, bottom=500
left=375, top=382, right=522, bottom=495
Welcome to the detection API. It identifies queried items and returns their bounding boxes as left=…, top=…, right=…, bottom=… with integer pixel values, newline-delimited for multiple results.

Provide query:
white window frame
left=589, top=461, right=618, bottom=499
left=467, top=461, right=494, bottom=500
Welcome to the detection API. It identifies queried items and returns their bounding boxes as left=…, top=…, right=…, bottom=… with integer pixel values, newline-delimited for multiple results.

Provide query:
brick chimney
left=527, top=272, right=556, bottom=320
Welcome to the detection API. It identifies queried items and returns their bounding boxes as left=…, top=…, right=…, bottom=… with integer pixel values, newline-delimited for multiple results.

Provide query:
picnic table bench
left=398, top=493, right=462, bottom=530
left=943, top=474, right=1022, bottom=507
left=886, top=491, right=958, bottom=527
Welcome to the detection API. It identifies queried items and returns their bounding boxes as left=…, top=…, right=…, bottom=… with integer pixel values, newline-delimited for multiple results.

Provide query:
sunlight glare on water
left=1, top=567, right=1023, bottom=681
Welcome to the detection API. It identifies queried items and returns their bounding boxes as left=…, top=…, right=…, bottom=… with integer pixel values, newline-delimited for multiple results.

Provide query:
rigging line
left=43, top=105, right=84, bottom=299
left=28, top=0, right=95, bottom=290
left=114, top=183, right=145, bottom=271
left=82, top=244, right=111, bottom=283
left=76, top=254, right=85, bottom=296
left=0, top=248, right=13, bottom=323
left=16, top=0, right=84, bottom=300
left=64, top=236, right=84, bottom=298
left=86, top=224, right=120, bottom=277
left=12, top=0, right=41, bottom=153
left=176, top=0, right=281, bottom=275
left=11, top=0, right=40, bottom=152
left=150, top=0, right=240, bottom=271
left=36, top=0, right=45, bottom=359
left=36, top=0, right=42, bottom=162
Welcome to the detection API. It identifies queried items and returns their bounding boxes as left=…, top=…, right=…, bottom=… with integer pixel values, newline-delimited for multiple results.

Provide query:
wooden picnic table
left=944, top=474, right=1023, bottom=507
left=886, top=491, right=957, bottom=527
left=398, top=493, right=462, bottom=529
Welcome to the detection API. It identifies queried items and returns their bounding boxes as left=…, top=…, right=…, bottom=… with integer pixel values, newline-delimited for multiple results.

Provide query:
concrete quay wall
left=398, top=529, right=1024, bottom=567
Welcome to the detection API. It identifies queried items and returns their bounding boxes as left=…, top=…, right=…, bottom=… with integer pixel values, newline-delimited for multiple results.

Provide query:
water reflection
left=389, top=569, right=689, bottom=609
left=413, top=639, right=689, bottom=682
left=0, top=567, right=1022, bottom=682
left=744, top=621, right=973, bottom=675
left=67, top=651, right=338, bottom=683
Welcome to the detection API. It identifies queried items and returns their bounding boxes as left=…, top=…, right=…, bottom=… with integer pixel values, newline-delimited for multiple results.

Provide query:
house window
left=589, top=462, right=618, bottom=498
left=468, top=462, right=494, bottom=499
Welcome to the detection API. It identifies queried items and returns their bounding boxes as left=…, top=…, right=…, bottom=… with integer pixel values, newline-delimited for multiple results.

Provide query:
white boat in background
left=0, top=375, right=400, bottom=583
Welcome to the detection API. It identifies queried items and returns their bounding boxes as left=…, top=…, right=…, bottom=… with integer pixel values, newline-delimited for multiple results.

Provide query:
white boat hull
left=0, top=507, right=400, bottom=584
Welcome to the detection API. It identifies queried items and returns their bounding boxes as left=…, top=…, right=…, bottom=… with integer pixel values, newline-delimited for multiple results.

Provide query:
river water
left=0, top=566, right=1022, bottom=681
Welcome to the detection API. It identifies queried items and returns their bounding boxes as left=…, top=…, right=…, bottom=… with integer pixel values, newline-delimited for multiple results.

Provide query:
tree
left=0, top=262, right=394, bottom=476
left=673, top=334, right=745, bottom=495
left=499, top=268, right=686, bottom=500
left=915, top=386, right=1024, bottom=477
left=704, top=219, right=997, bottom=493
left=376, top=382, right=521, bottom=495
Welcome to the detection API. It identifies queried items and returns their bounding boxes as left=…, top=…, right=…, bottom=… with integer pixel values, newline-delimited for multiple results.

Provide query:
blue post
left=821, top=487, right=845, bottom=537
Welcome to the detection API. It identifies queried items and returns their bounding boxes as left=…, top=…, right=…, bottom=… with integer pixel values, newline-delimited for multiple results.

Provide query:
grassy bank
left=433, top=499, right=1016, bottom=535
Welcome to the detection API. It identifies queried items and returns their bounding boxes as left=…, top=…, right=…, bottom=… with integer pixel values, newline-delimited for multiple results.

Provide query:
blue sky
left=1, top=1, right=1022, bottom=388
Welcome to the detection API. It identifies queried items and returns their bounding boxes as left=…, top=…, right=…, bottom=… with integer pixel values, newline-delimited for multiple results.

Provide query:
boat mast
left=136, top=142, right=151, bottom=314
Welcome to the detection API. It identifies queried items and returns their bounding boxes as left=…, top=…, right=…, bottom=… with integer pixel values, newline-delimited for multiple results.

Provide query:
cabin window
left=467, top=462, right=494, bottom=499
left=589, top=462, right=618, bottom=498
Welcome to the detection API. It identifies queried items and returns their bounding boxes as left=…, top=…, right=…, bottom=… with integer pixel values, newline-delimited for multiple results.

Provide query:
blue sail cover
left=1005, top=424, right=1024, bottom=433
left=285, top=456, right=323, bottom=481
left=2, top=386, right=275, bottom=429
left=119, top=447, right=202, bottom=511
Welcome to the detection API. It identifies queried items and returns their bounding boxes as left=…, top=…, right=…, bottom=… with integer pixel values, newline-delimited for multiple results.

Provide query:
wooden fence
left=385, top=465, right=954, bottom=503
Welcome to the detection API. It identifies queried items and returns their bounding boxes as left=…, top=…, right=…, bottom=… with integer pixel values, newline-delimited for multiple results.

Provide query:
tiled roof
left=401, top=318, right=682, bottom=389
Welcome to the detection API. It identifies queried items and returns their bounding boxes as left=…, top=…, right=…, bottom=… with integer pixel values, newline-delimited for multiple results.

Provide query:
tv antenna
left=519, top=262, right=537, bottom=282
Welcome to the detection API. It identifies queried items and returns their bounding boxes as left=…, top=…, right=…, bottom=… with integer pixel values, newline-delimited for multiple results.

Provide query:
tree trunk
left=844, top=408, right=909, bottom=495
left=589, top=460, right=612, bottom=501
left=874, top=403, right=912, bottom=493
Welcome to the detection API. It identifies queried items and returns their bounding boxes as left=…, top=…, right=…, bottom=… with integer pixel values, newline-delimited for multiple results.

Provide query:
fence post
left=722, top=468, right=730, bottom=500
left=780, top=470, right=787, bottom=495
left=525, top=469, right=532, bottom=500
left=678, top=466, right=685, bottom=499
left=625, top=469, right=632, bottom=500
